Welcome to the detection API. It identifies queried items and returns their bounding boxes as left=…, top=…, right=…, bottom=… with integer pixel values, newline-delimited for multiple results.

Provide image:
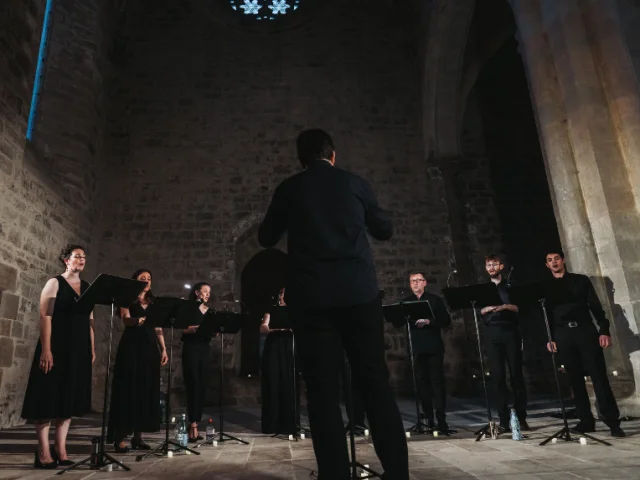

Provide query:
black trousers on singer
left=292, top=297, right=409, bottom=480
left=182, top=340, right=209, bottom=424
left=485, top=325, right=527, bottom=426
left=415, top=353, right=447, bottom=428
left=554, top=323, right=620, bottom=427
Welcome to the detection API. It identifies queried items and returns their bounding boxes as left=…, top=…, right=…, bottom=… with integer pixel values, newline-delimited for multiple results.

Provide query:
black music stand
left=58, top=274, right=146, bottom=475
left=442, top=284, right=502, bottom=442
left=509, top=284, right=611, bottom=447
left=196, top=311, right=249, bottom=445
left=135, top=297, right=203, bottom=461
left=267, top=306, right=309, bottom=440
left=383, top=300, right=435, bottom=435
left=342, top=353, right=382, bottom=480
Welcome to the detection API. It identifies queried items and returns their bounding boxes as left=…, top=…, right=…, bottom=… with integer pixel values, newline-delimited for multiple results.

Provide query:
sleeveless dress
left=181, top=306, right=212, bottom=424
left=107, top=302, right=161, bottom=440
left=22, top=275, right=92, bottom=420
left=261, top=329, right=298, bottom=434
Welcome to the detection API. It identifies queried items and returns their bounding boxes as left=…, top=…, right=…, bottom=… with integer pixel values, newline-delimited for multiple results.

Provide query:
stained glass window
left=229, top=0, right=303, bottom=21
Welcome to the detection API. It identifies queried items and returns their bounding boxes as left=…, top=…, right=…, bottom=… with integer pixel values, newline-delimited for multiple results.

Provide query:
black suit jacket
left=259, top=160, right=393, bottom=308
left=403, top=292, right=451, bottom=354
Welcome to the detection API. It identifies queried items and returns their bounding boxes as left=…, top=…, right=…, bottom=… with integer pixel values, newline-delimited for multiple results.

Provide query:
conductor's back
left=258, top=130, right=392, bottom=308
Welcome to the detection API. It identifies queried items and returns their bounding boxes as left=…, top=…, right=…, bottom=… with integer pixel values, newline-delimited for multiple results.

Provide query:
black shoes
left=33, top=450, right=57, bottom=469
left=497, top=425, right=512, bottom=435
left=610, top=425, right=626, bottom=438
left=188, top=435, right=204, bottom=443
left=49, top=446, right=74, bottom=466
left=519, top=420, right=532, bottom=431
left=131, top=437, right=151, bottom=450
left=113, top=442, right=130, bottom=453
left=573, top=420, right=596, bottom=434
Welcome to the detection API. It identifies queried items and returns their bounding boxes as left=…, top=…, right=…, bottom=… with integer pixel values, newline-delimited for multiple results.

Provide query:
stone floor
left=2, top=398, right=640, bottom=480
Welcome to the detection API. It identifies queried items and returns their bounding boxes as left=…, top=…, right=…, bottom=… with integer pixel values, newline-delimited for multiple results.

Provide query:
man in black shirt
left=259, top=129, right=408, bottom=480
left=544, top=251, right=625, bottom=437
left=480, top=254, right=529, bottom=432
left=404, top=272, right=452, bottom=433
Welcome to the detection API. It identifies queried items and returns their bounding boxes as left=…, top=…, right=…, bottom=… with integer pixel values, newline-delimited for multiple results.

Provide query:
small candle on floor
left=186, top=450, right=191, bottom=455
left=167, top=451, right=173, bottom=458
left=580, top=437, right=587, bottom=445
left=551, top=438, right=557, bottom=444
left=364, top=429, right=369, bottom=437
left=405, top=431, right=411, bottom=438
left=289, top=434, right=294, bottom=441
left=300, top=433, right=305, bottom=440
left=433, top=431, right=439, bottom=437
left=213, top=440, right=218, bottom=447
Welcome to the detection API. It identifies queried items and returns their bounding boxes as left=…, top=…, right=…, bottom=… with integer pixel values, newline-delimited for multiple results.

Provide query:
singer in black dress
left=107, top=269, right=168, bottom=452
left=260, top=288, right=298, bottom=435
left=22, top=244, right=96, bottom=469
left=181, top=282, right=213, bottom=442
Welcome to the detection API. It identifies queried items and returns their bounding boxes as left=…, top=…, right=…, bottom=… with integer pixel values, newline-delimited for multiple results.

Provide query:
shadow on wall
left=603, top=276, right=640, bottom=397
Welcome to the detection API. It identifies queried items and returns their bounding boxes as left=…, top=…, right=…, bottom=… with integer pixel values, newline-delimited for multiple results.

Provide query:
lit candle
left=580, top=437, right=587, bottom=445
left=613, top=371, right=619, bottom=377
left=289, top=434, right=294, bottom=441
left=405, top=431, right=411, bottom=438
left=551, top=438, right=557, bottom=444
left=300, top=433, right=305, bottom=440
left=167, top=451, right=173, bottom=458
left=364, top=429, right=370, bottom=437
left=433, top=431, right=439, bottom=437
left=213, top=440, right=218, bottom=447
left=186, top=450, right=191, bottom=455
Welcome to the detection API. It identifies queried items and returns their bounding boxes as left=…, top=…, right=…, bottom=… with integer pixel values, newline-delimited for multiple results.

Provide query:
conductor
left=258, top=129, right=409, bottom=480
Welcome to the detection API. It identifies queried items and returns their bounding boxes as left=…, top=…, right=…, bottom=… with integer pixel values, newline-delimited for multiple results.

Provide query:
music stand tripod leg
left=471, top=302, right=494, bottom=442
left=58, top=302, right=131, bottom=474
left=344, top=356, right=382, bottom=480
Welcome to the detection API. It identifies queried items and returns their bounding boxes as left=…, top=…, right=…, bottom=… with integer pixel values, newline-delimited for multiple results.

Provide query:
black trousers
left=485, top=325, right=527, bottom=425
left=182, top=341, right=209, bottom=424
left=555, top=323, right=620, bottom=427
left=415, top=353, right=447, bottom=428
left=292, top=297, right=409, bottom=480
left=340, top=353, right=366, bottom=427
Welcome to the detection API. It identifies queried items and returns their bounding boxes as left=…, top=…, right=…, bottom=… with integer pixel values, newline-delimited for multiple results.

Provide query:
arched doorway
left=239, top=248, right=287, bottom=375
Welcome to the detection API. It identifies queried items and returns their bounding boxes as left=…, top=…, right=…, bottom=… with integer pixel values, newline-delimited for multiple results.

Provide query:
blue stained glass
left=229, top=0, right=303, bottom=20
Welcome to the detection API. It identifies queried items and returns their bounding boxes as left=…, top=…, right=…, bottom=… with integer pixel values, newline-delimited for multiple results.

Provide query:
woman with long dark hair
left=260, top=287, right=297, bottom=434
left=181, top=282, right=213, bottom=442
left=22, top=244, right=95, bottom=469
left=107, top=269, right=168, bottom=452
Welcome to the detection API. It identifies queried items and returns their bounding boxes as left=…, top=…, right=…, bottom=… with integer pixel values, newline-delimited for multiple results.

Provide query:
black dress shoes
left=131, top=437, right=151, bottom=450
left=113, top=442, right=130, bottom=453
left=50, top=446, right=74, bottom=466
left=610, top=425, right=626, bottom=437
left=34, top=450, right=57, bottom=469
left=573, top=420, right=596, bottom=434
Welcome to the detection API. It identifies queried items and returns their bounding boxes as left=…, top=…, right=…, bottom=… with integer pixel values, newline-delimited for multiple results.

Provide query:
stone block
left=0, top=264, right=17, bottom=292
left=0, top=293, right=19, bottom=320
left=11, top=321, right=23, bottom=339
left=0, top=319, right=11, bottom=337
left=13, top=344, right=31, bottom=360
left=0, top=337, right=14, bottom=367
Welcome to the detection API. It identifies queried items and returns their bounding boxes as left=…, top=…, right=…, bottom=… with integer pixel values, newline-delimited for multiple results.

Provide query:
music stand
left=58, top=274, right=146, bottom=475
left=383, top=300, right=436, bottom=435
left=342, top=352, right=382, bottom=480
left=195, top=311, right=249, bottom=445
left=442, top=284, right=502, bottom=442
left=509, top=284, right=611, bottom=447
left=267, top=306, right=309, bottom=440
left=135, top=297, right=203, bottom=461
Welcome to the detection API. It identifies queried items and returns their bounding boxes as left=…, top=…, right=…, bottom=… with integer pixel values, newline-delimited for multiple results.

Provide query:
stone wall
left=0, top=0, right=117, bottom=427
left=95, top=0, right=459, bottom=407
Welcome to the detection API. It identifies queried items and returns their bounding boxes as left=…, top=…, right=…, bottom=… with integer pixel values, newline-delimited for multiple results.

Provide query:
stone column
left=509, top=0, right=640, bottom=409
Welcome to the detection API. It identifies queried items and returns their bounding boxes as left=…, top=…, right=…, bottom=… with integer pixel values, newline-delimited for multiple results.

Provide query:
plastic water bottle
left=510, top=409, right=523, bottom=440
left=174, top=414, right=188, bottom=447
left=206, top=419, right=215, bottom=441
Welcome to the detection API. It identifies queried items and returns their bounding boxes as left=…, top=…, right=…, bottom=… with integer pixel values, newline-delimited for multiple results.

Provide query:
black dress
left=22, top=275, right=92, bottom=420
left=261, top=330, right=297, bottom=434
left=107, top=302, right=161, bottom=440
left=181, top=307, right=211, bottom=424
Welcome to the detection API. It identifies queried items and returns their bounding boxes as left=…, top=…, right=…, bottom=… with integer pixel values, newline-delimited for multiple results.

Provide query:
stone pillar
left=509, top=0, right=640, bottom=410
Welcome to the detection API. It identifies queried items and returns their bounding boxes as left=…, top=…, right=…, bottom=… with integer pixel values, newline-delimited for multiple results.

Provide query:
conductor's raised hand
left=40, top=350, right=54, bottom=373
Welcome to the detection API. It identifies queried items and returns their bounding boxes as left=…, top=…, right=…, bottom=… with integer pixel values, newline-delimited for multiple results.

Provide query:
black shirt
left=483, top=279, right=519, bottom=327
left=546, top=272, right=610, bottom=336
left=403, top=292, right=451, bottom=354
left=259, top=160, right=393, bottom=308
left=181, top=304, right=211, bottom=343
